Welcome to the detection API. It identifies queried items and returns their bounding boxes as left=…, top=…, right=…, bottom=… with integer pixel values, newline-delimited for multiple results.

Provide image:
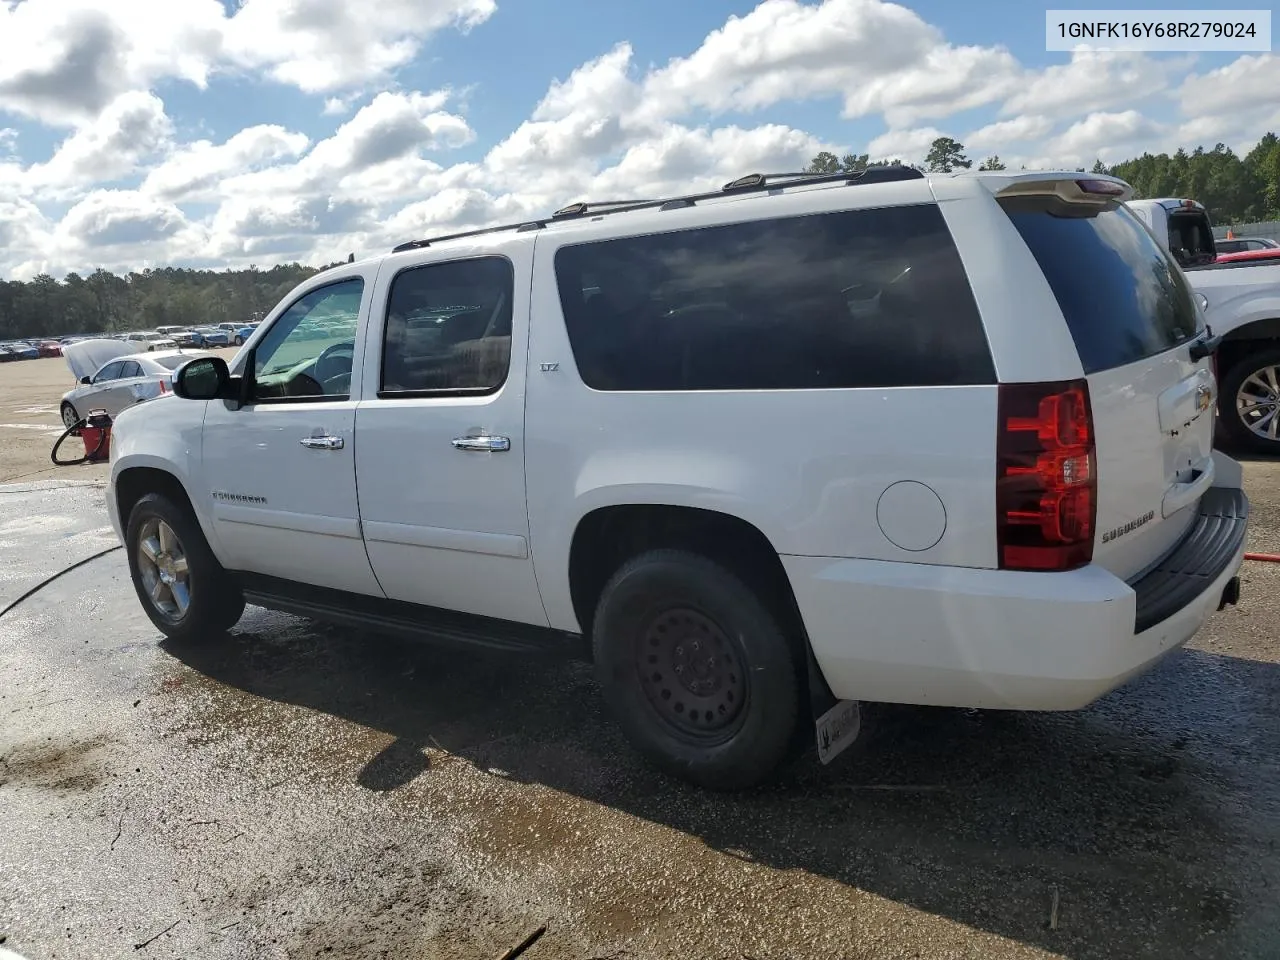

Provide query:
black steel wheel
left=593, top=549, right=800, bottom=790
left=637, top=607, right=748, bottom=742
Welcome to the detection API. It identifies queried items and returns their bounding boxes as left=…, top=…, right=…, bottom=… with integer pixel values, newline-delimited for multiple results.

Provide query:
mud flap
left=805, top=638, right=861, bottom=765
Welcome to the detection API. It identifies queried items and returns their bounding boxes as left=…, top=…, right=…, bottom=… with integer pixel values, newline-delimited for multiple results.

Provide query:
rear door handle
left=300, top=436, right=344, bottom=450
left=452, top=435, right=511, bottom=452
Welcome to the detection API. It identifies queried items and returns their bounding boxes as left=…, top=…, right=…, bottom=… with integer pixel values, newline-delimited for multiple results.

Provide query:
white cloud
left=221, top=0, right=496, bottom=93
left=1175, top=55, right=1280, bottom=153
left=27, top=92, right=172, bottom=196
left=58, top=190, right=189, bottom=248
left=1001, top=51, right=1180, bottom=119
left=0, top=0, right=492, bottom=126
left=965, top=116, right=1054, bottom=150
left=1045, top=110, right=1167, bottom=165
left=141, top=125, right=311, bottom=203
left=642, top=0, right=1020, bottom=127
left=865, top=126, right=945, bottom=163
left=0, top=0, right=224, bottom=125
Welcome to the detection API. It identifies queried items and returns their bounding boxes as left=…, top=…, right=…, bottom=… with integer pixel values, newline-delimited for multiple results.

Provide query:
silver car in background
left=60, top=343, right=212, bottom=428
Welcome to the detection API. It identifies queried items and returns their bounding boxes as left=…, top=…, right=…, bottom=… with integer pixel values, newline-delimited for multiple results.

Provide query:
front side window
left=250, top=278, right=364, bottom=401
left=94, top=361, right=125, bottom=383
left=553, top=204, right=994, bottom=391
left=380, top=257, right=513, bottom=396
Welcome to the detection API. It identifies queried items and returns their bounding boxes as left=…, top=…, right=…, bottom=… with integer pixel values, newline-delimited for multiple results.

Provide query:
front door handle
left=300, top=436, right=344, bottom=450
left=452, top=435, right=510, bottom=452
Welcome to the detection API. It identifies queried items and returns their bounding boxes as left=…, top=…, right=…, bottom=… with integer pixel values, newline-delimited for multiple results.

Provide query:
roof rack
left=389, top=164, right=924, bottom=253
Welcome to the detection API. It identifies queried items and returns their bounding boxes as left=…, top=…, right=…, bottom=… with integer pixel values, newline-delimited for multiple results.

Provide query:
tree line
left=2, top=132, right=1279, bottom=342
left=808, top=132, right=1280, bottom=226
left=0, top=260, right=352, bottom=343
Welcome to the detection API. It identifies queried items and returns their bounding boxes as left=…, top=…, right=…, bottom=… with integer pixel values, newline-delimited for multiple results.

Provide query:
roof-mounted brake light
left=1075, top=179, right=1126, bottom=197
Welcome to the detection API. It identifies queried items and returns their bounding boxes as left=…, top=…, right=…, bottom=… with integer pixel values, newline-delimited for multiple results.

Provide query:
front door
left=354, top=244, right=547, bottom=627
left=200, top=271, right=383, bottom=596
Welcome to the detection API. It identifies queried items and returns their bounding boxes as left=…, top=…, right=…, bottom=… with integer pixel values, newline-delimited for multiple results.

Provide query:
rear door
left=997, top=190, right=1216, bottom=580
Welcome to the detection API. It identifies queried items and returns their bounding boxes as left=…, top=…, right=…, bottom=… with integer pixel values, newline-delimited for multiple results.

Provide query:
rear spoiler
left=976, top=172, right=1135, bottom=205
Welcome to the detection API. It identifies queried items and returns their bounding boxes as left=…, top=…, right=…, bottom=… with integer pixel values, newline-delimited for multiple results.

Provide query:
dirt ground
left=0, top=350, right=238, bottom=485
left=3, top=350, right=1280, bottom=959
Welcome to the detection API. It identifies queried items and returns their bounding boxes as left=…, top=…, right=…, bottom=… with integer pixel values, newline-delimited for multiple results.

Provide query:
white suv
left=105, top=168, right=1249, bottom=789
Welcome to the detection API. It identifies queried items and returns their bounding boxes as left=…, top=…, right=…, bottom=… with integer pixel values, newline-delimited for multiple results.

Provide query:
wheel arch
left=566, top=502, right=834, bottom=712
left=113, top=457, right=225, bottom=564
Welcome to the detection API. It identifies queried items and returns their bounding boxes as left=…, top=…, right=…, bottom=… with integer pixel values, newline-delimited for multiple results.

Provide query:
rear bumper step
left=1130, top=486, right=1249, bottom=633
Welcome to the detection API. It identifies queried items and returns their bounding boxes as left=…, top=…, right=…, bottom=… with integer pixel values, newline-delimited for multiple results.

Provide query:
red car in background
left=37, top=341, right=63, bottom=357
left=1215, top=247, right=1280, bottom=264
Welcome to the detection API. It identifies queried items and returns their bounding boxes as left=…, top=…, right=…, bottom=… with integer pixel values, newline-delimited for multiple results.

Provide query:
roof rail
left=389, top=164, right=924, bottom=253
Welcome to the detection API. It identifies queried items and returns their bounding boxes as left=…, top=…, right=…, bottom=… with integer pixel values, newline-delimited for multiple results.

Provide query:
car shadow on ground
left=163, top=611, right=1280, bottom=960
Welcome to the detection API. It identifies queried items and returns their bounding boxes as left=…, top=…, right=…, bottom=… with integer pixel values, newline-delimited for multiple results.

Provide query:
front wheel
left=126, top=492, right=245, bottom=642
left=60, top=401, right=79, bottom=430
left=1217, top=347, right=1280, bottom=455
left=592, top=550, right=800, bottom=791
left=234, top=336, right=244, bottom=346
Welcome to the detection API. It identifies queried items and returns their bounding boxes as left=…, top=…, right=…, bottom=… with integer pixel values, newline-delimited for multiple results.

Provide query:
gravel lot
left=1, top=354, right=1279, bottom=959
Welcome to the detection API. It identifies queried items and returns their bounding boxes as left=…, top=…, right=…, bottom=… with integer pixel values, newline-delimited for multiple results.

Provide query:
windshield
left=999, top=197, right=1201, bottom=374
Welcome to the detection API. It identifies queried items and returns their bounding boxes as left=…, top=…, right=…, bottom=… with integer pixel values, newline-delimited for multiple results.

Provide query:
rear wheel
left=126, top=492, right=245, bottom=642
left=592, top=549, right=800, bottom=790
left=233, top=335, right=244, bottom=346
left=1218, top=347, right=1280, bottom=455
left=60, top=401, right=79, bottom=430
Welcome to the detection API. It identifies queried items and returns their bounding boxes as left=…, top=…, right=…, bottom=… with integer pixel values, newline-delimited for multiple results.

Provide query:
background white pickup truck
left=1129, top=198, right=1280, bottom=453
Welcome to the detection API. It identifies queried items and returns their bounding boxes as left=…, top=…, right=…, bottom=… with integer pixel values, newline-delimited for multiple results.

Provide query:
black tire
left=592, top=549, right=800, bottom=791
left=1217, top=347, right=1280, bottom=455
left=234, top=336, right=244, bottom=346
left=60, top=401, right=79, bottom=431
left=125, top=492, right=245, bottom=642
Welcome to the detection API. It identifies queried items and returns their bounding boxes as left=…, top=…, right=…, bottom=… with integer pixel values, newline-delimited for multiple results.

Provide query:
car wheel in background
left=60, top=401, right=79, bottom=430
left=1218, top=347, right=1280, bottom=455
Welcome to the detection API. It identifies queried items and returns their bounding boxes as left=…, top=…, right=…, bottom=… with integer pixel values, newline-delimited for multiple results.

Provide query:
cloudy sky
left=0, top=0, right=1275, bottom=280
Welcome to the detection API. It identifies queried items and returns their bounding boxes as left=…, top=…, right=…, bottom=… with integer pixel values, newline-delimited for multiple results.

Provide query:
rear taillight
left=997, top=379, right=1097, bottom=572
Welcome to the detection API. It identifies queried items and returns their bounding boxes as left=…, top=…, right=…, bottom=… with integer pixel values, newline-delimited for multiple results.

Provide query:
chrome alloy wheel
left=1236, top=364, right=1280, bottom=441
left=136, top=517, right=191, bottom=618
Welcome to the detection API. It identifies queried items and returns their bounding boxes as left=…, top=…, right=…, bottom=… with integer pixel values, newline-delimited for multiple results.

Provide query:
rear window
left=152, top=354, right=194, bottom=370
left=554, top=203, right=995, bottom=391
left=1000, top=198, right=1201, bottom=375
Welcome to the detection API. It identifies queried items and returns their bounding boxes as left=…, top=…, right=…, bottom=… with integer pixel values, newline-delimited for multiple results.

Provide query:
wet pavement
left=2, top=464, right=1279, bottom=960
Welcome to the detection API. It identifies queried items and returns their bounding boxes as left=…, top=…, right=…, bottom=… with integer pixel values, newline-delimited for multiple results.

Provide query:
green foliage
left=1107, top=137, right=1278, bottom=224
left=925, top=137, right=971, bottom=173
left=978, top=155, right=1007, bottom=171
left=0, top=261, right=350, bottom=341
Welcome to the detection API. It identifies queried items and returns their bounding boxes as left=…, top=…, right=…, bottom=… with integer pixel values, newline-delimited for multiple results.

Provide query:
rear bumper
left=785, top=485, right=1249, bottom=711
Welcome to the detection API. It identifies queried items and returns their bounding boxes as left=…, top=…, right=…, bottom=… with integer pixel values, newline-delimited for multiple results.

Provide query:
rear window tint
left=553, top=203, right=994, bottom=391
left=999, top=198, right=1201, bottom=374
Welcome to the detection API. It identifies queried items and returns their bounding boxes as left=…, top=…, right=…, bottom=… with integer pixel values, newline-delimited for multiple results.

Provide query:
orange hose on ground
left=1244, top=553, right=1280, bottom=563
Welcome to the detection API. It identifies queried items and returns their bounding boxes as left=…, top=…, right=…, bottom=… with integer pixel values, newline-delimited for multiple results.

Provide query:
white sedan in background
left=60, top=341, right=211, bottom=428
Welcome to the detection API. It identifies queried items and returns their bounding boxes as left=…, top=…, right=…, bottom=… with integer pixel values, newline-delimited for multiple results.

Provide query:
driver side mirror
left=80, top=375, right=91, bottom=385
left=173, top=356, right=233, bottom=400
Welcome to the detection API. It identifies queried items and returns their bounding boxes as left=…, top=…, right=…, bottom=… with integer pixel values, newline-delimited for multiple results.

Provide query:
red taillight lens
left=997, top=379, right=1097, bottom=572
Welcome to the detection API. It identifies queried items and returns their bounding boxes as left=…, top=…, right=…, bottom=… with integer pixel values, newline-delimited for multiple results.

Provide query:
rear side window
left=554, top=204, right=994, bottom=391
left=1000, top=198, right=1201, bottom=374
left=380, top=256, right=513, bottom=396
